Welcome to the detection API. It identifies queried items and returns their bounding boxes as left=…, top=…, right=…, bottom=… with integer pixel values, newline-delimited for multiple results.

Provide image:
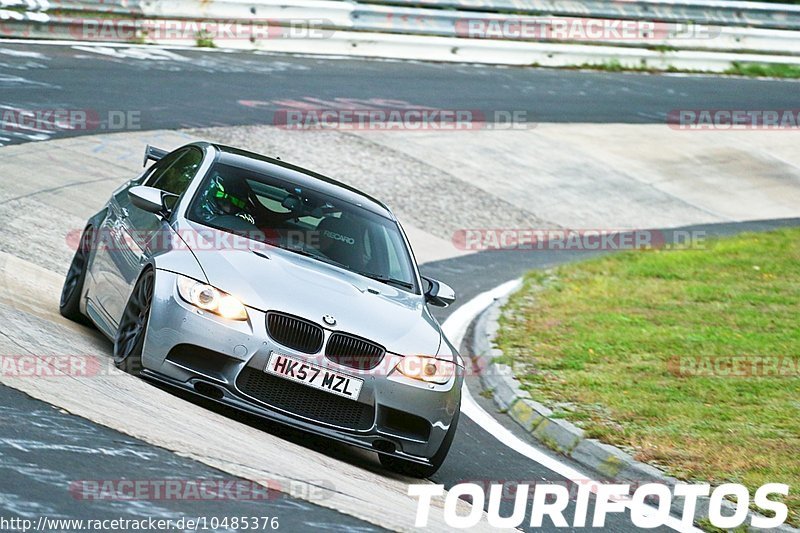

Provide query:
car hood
left=175, top=221, right=442, bottom=357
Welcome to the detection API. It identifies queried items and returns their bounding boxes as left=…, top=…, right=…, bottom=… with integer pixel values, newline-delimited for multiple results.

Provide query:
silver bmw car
left=59, top=142, right=462, bottom=477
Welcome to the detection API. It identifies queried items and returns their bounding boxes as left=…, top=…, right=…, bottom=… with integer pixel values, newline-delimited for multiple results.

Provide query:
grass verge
left=495, top=228, right=800, bottom=526
left=726, top=62, right=800, bottom=79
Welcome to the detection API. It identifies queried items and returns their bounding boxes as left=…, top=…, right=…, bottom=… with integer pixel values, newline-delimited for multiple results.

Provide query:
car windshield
left=186, top=162, right=418, bottom=293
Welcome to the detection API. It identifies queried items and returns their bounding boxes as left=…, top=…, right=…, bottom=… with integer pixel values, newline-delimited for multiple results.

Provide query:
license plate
left=265, top=352, right=363, bottom=401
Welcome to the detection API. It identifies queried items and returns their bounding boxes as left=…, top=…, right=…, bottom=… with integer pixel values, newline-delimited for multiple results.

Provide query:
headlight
left=176, top=275, right=248, bottom=321
left=396, top=355, right=455, bottom=385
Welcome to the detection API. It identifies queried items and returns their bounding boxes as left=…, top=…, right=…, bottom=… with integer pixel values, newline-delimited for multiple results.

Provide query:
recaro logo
left=323, top=230, right=355, bottom=245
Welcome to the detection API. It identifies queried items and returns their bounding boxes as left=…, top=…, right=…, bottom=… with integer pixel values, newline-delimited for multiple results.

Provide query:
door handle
left=120, top=208, right=129, bottom=218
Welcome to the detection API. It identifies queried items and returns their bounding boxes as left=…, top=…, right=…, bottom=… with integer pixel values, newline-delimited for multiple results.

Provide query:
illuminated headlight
left=397, top=355, right=455, bottom=385
left=176, top=275, right=248, bottom=321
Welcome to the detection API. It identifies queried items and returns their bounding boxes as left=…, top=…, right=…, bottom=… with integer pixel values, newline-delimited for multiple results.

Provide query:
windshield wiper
left=358, top=272, right=414, bottom=290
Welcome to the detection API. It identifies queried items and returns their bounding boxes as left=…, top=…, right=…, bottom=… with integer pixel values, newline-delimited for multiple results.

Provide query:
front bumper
left=141, top=270, right=462, bottom=464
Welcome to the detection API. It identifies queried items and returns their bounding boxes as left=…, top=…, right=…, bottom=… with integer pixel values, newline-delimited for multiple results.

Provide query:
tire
left=59, top=226, right=94, bottom=326
left=379, top=409, right=460, bottom=478
left=113, top=269, right=155, bottom=376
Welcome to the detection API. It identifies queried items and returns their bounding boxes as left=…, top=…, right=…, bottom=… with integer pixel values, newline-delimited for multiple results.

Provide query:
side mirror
left=128, top=186, right=175, bottom=217
left=422, top=276, right=456, bottom=307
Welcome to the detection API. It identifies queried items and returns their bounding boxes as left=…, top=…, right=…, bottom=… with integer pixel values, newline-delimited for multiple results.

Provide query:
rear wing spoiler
left=143, top=144, right=168, bottom=167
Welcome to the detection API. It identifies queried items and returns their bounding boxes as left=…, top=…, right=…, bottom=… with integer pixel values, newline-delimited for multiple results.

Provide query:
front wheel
left=114, top=269, right=155, bottom=376
left=379, top=409, right=460, bottom=478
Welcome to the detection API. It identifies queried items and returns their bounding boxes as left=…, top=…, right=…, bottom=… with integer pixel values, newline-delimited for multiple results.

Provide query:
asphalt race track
left=1, top=41, right=799, bottom=532
left=1, top=42, right=799, bottom=145
left=0, top=386, right=383, bottom=531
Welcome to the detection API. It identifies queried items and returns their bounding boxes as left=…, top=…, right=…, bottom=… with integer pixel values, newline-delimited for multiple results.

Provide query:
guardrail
left=10, top=0, right=797, bottom=56
left=138, top=0, right=352, bottom=26
left=354, top=0, right=800, bottom=31
left=21, top=0, right=800, bottom=31
left=2, top=0, right=799, bottom=70
left=350, top=4, right=800, bottom=55
left=0, top=0, right=50, bottom=11
left=5, top=14, right=800, bottom=72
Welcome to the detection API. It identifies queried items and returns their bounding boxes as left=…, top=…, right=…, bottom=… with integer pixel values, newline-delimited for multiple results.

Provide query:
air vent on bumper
left=236, top=367, right=374, bottom=430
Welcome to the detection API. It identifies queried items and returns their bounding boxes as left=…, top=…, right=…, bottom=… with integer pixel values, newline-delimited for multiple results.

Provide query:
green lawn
left=726, top=62, right=800, bottom=79
left=495, top=228, right=800, bottom=526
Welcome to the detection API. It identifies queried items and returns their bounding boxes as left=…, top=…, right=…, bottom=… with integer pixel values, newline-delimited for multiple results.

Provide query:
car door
left=90, top=152, right=179, bottom=326
left=96, top=147, right=204, bottom=325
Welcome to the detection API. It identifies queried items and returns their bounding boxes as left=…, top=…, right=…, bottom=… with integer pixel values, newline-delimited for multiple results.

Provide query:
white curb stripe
left=441, top=280, right=701, bottom=533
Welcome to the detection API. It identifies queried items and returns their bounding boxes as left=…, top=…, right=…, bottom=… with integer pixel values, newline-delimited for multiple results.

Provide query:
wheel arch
left=76, top=208, right=108, bottom=316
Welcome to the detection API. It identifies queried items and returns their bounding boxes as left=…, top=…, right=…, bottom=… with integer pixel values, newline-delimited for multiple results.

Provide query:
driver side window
left=147, top=147, right=204, bottom=196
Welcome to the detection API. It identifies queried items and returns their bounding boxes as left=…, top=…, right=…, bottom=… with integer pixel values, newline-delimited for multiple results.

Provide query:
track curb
left=471, top=278, right=798, bottom=532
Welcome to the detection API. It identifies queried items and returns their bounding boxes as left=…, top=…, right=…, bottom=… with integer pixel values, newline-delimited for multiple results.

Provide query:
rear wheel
left=59, top=226, right=94, bottom=326
left=379, top=409, right=460, bottom=478
left=114, top=269, right=155, bottom=376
